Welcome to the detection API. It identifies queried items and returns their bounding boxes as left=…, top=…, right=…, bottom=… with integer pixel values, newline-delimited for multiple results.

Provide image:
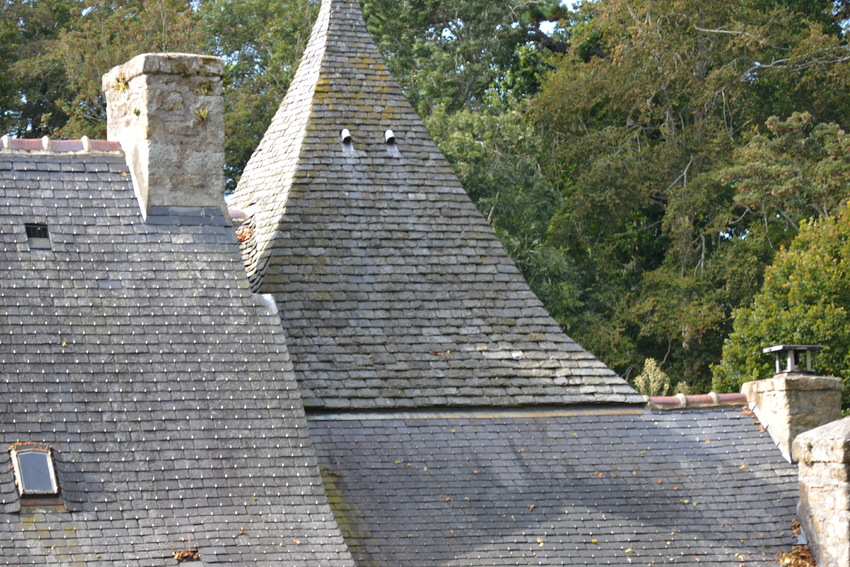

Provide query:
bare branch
left=693, top=25, right=754, bottom=37
left=527, top=25, right=572, bottom=54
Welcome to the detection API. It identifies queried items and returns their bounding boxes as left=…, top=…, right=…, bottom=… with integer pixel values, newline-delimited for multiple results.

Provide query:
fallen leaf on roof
left=528, top=504, right=536, bottom=511
left=777, top=545, right=816, bottom=566
left=173, top=550, right=200, bottom=562
left=537, top=537, right=544, bottom=547
left=740, top=464, right=749, bottom=470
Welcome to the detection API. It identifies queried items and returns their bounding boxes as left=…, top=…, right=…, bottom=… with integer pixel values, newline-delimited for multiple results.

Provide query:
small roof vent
left=384, top=129, right=396, bottom=144
left=340, top=128, right=352, bottom=144
left=25, top=223, right=51, bottom=250
left=763, top=344, right=823, bottom=375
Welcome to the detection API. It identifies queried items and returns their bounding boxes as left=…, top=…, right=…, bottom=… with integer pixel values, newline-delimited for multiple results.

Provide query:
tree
left=714, top=204, right=850, bottom=406
left=198, top=0, right=317, bottom=191
left=523, top=0, right=850, bottom=389
left=57, top=0, right=204, bottom=138
left=361, top=0, right=568, bottom=115
left=0, top=0, right=78, bottom=137
left=721, top=112, right=850, bottom=230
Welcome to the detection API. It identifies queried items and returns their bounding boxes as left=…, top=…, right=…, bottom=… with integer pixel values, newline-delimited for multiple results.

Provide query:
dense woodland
left=3, top=0, right=850, bottom=401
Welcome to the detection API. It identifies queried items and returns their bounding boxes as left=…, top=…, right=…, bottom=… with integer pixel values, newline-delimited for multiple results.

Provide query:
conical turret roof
left=230, top=0, right=642, bottom=409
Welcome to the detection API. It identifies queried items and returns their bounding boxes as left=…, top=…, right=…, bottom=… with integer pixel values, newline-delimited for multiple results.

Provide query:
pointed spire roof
left=231, top=0, right=642, bottom=409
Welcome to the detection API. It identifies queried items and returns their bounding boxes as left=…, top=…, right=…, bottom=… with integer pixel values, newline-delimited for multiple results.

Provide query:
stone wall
left=793, top=418, right=850, bottom=567
left=742, top=374, right=843, bottom=461
left=102, top=53, right=226, bottom=217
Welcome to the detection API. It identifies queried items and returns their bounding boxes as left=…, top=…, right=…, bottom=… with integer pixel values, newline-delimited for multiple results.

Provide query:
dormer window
left=10, top=443, right=58, bottom=496
left=25, top=223, right=51, bottom=250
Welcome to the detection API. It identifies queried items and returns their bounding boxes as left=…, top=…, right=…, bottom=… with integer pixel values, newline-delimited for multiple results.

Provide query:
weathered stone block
left=742, top=374, right=843, bottom=460
left=103, top=53, right=226, bottom=218
left=794, top=417, right=850, bottom=567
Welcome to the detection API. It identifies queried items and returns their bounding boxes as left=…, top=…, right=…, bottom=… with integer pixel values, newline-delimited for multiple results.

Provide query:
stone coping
left=101, top=52, right=224, bottom=93
left=0, top=136, right=121, bottom=155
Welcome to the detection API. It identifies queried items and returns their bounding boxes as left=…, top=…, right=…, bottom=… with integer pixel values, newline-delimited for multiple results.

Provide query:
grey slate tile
left=0, top=151, right=354, bottom=566
left=310, top=407, right=799, bottom=567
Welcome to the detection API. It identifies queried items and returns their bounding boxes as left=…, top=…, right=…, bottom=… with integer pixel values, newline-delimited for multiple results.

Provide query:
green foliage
left=633, top=358, right=670, bottom=397
left=722, top=112, right=850, bottom=227
left=361, top=0, right=561, bottom=115
left=0, top=0, right=77, bottom=137
left=714, top=205, right=850, bottom=406
left=198, top=0, right=317, bottom=191
left=524, top=0, right=850, bottom=390
left=57, top=0, right=205, bottom=138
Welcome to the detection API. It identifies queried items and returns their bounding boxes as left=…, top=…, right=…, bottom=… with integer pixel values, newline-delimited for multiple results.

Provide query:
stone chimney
left=793, top=417, right=850, bottom=567
left=742, top=345, right=843, bottom=461
left=102, top=53, right=226, bottom=218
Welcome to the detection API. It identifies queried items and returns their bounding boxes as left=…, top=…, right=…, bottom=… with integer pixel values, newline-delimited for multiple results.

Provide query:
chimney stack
left=103, top=53, right=226, bottom=218
left=742, top=344, right=843, bottom=461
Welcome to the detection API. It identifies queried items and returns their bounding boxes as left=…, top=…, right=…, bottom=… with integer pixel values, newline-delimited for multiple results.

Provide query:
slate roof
left=310, top=407, right=799, bottom=566
left=0, top=147, right=353, bottom=565
left=229, top=0, right=643, bottom=410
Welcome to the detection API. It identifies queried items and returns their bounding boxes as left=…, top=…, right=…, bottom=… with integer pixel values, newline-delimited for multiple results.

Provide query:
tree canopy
left=2, top=0, right=849, bottom=396
left=714, top=203, right=850, bottom=405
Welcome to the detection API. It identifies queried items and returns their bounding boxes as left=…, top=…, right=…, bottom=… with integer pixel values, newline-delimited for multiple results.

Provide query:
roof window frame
left=10, top=443, right=59, bottom=496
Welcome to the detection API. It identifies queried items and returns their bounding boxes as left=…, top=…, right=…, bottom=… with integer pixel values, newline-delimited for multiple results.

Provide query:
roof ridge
left=1, top=135, right=122, bottom=155
left=229, top=0, right=336, bottom=284
left=648, top=391, right=748, bottom=410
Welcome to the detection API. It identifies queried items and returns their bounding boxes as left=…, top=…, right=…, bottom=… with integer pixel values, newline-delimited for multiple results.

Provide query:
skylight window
left=10, top=443, right=58, bottom=496
left=24, top=223, right=51, bottom=250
